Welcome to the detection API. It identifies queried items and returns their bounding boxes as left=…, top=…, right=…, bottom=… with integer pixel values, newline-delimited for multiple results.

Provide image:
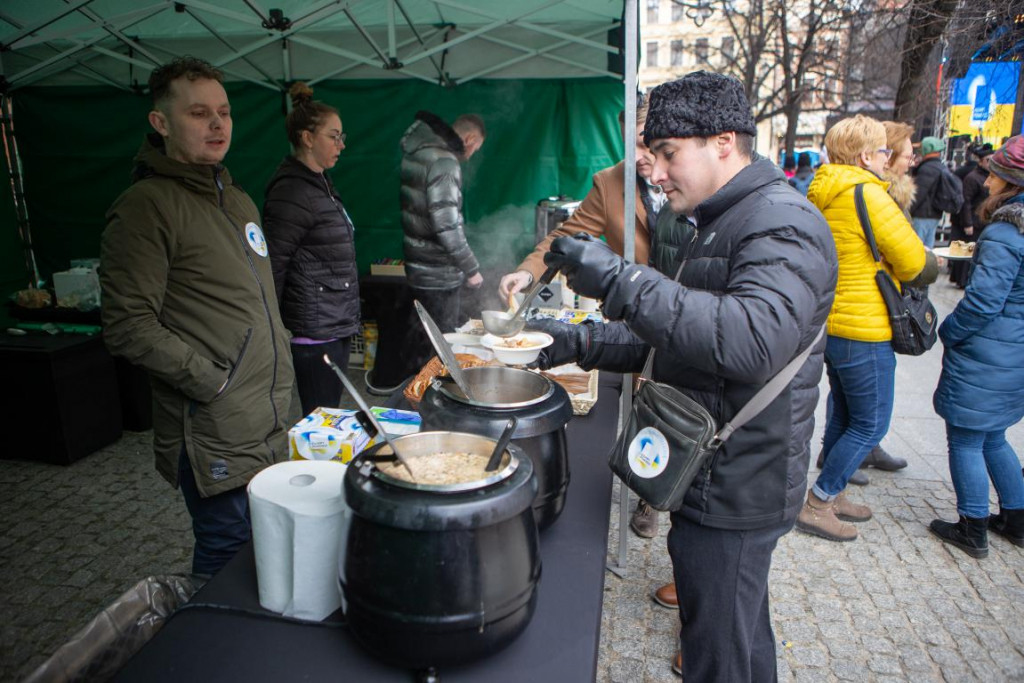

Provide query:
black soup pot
left=418, top=366, right=573, bottom=530
left=342, top=431, right=541, bottom=670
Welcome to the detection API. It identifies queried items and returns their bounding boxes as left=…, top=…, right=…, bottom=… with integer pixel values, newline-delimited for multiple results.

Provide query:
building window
left=647, top=0, right=659, bottom=24
left=672, top=2, right=685, bottom=21
left=721, top=37, right=735, bottom=63
left=695, top=37, right=709, bottom=65
left=670, top=39, right=684, bottom=67
left=647, top=41, right=659, bottom=68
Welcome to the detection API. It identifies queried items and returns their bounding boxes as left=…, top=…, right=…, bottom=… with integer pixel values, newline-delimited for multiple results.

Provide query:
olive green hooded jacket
left=101, top=134, right=298, bottom=496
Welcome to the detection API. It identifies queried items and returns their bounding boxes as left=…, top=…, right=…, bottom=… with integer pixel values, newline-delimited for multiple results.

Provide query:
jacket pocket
left=218, top=328, right=253, bottom=398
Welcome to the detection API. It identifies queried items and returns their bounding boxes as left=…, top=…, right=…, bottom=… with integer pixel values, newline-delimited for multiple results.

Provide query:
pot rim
left=432, top=366, right=555, bottom=409
left=367, top=431, right=520, bottom=493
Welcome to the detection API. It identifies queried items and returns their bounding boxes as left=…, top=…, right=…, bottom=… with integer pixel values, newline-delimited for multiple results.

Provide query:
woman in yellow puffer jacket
left=796, top=115, right=931, bottom=543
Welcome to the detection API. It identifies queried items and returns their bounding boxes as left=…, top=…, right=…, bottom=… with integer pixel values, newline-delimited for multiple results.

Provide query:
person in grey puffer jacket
left=400, top=110, right=486, bottom=368
left=530, top=72, right=836, bottom=681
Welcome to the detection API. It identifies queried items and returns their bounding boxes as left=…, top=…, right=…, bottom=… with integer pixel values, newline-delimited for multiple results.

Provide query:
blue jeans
left=178, top=449, right=251, bottom=576
left=912, top=217, right=940, bottom=248
left=946, top=424, right=1024, bottom=518
left=814, top=337, right=896, bottom=500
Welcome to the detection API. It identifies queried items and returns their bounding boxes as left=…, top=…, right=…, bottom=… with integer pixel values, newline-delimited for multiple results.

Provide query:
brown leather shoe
left=653, top=582, right=677, bottom=609
left=796, top=490, right=857, bottom=541
left=672, top=651, right=682, bottom=677
left=833, top=490, right=872, bottom=522
left=630, top=500, right=658, bottom=538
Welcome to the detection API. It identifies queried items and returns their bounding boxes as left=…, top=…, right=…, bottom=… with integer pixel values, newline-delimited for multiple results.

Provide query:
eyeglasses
left=324, top=132, right=347, bottom=146
left=877, top=148, right=893, bottom=158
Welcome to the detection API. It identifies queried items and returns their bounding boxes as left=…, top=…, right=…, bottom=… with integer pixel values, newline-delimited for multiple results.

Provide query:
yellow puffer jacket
left=807, top=164, right=926, bottom=341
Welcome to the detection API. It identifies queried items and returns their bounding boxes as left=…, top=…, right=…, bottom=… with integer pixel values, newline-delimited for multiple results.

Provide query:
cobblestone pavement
left=596, top=279, right=1024, bottom=682
left=2, top=280, right=1023, bottom=682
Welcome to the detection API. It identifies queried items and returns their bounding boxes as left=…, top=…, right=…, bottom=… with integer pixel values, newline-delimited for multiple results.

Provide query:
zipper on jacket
left=321, top=174, right=356, bottom=247
left=219, top=327, right=253, bottom=396
left=214, top=167, right=282, bottom=458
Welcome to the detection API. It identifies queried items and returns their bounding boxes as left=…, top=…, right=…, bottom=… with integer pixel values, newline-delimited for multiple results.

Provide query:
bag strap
left=638, top=256, right=826, bottom=445
left=713, top=325, right=825, bottom=444
left=854, top=184, right=883, bottom=268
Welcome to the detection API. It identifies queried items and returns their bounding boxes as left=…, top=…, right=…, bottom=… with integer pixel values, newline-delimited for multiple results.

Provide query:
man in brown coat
left=498, top=99, right=668, bottom=539
left=498, top=100, right=663, bottom=300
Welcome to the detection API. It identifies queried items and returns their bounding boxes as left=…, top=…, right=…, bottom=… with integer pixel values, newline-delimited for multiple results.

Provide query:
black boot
left=929, top=515, right=989, bottom=558
left=860, top=445, right=907, bottom=471
left=988, top=508, right=1024, bottom=547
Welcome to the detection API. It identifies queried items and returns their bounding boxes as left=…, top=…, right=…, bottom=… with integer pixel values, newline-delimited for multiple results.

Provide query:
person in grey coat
left=530, top=72, right=837, bottom=680
left=400, top=110, right=485, bottom=369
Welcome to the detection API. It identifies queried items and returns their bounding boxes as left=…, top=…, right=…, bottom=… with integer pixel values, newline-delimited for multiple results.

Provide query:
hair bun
left=288, top=81, right=314, bottom=106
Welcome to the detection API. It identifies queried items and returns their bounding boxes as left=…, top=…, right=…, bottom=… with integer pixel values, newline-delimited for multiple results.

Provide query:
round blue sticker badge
left=627, top=426, right=670, bottom=479
left=245, top=222, right=268, bottom=257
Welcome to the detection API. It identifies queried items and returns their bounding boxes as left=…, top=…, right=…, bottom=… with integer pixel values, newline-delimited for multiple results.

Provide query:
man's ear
left=716, top=131, right=736, bottom=158
left=148, top=109, right=169, bottom=136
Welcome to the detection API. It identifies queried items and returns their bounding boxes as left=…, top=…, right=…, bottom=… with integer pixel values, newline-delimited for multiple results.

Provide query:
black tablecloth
left=116, top=373, right=622, bottom=682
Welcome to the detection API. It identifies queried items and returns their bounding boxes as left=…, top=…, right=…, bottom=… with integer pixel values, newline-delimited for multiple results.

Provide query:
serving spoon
left=481, top=265, right=558, bottom=337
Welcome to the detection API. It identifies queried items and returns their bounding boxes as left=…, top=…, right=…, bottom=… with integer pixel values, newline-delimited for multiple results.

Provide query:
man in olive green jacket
left=101, top=58, right=297, bottom=577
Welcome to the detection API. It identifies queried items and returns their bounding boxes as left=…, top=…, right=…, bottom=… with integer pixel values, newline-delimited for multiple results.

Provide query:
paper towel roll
left=248, top=460, right=349, bottom=620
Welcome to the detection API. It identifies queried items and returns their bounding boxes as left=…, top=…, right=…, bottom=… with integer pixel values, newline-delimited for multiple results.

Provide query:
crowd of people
left=97, top=55, right=1023, bottom=682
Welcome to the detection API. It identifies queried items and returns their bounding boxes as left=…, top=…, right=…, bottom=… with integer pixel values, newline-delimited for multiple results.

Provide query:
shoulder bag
left=608, top=255, right=825, bottom=512
left=854, top=183, right=938, bottom=355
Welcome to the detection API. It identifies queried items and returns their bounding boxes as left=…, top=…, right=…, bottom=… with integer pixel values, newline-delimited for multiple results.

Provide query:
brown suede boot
left=796, top=490, right=857, bottom=541
left=833, top=491, right=872, bottom=522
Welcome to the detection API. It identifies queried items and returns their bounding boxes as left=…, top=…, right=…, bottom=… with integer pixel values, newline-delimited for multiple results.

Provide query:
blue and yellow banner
left=949, top=62, right=1020, bottom=144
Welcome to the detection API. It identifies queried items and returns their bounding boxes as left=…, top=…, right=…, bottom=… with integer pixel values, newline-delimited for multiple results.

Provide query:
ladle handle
left=514, top=265, right=560, bottom=322
left=486, top=416, right=518, bottom=472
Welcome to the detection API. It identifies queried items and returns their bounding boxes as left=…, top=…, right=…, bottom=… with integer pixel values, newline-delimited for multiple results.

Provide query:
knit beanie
left=988, top=136, right=1024, bottom=186
left=644, top=71, right=757, bottom=146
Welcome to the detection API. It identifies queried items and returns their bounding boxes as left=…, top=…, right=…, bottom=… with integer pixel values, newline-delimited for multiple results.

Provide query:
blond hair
left=824, top=115, right=887, bottom=166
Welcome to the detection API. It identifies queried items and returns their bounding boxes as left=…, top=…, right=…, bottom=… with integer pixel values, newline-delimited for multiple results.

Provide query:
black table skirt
left=116, top=374, right=622, bottom=682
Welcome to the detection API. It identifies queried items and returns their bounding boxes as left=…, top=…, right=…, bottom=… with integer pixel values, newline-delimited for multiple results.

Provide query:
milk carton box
left=288, top=408, right=374, bottom=464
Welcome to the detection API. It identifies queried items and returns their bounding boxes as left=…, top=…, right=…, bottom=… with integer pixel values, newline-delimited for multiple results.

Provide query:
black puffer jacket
left=910, top=157, right=962, bottom=219
left=263, top=156, right=360, bottom=340
left=581, top=159, right=837, bottom=530
left=400, top=110, right=480, bottom=289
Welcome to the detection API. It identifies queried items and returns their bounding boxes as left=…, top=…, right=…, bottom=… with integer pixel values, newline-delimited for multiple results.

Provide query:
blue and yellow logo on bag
left=628, top=427, right=670, bottom=479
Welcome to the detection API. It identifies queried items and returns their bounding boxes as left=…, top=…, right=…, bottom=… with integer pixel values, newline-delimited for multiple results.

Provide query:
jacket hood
left=400, top=110, right=465, bottom=157
left=807, top=163, right=887, bottom=209
left=880, top=171, right=916, bottom=211
left=694, top=156, right=786, bottom=225
left=991, top=196, right=1024, bottom=234
left=132, top=133, right=232, bottom=195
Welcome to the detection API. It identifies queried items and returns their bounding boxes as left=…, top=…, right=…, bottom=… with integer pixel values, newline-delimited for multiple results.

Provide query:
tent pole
left=0, top=94, right=41, bottom=289
left=0, top=0, right=97, bottom=51
left=387, top=1, right=397, bottom=63
left=609, top=0, right=637, bottom=580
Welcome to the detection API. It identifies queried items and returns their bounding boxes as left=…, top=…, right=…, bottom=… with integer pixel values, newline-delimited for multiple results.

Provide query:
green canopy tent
left=0, top=0, right=630, bottom=293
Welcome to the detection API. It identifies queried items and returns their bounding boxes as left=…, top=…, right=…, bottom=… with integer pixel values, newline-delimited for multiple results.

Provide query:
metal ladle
left=323, top=354, right=416, bottom=479
left=481, top=265, right=559, bottom=338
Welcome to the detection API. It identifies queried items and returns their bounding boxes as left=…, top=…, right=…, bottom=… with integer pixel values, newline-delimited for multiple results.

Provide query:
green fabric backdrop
left=7, top=78, right=622, bottom=289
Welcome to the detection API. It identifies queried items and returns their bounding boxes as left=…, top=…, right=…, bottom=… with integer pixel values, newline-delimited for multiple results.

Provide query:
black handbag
left=608, top=255, right=825, bottom=512
left=853, top=184, right=938, bottom=356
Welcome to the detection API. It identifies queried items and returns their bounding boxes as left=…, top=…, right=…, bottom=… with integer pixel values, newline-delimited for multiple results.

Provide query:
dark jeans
left=290, top=337, right=352, bottom=416
left=946, top=424, right=1024, bottom=518
left=408, top=285, right=461, bottom=371
left=668, top=514, right=792, bottom=682
left=178, top=449, right=251, bottom=577
left=814, top=336, right=896, bottom=499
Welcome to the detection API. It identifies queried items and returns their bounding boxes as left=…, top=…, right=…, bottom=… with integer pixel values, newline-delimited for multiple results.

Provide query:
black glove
left=544, top=233, right=626, bottom=301
left=524, top=318, right=590, bottom=370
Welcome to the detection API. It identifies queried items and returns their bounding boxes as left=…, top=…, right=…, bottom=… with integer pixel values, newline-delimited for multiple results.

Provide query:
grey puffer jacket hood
left=400, top=110, right=480, bottom=289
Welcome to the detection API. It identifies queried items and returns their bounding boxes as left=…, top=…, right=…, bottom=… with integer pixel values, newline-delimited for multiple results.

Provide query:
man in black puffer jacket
left=400, top=110, right=486, bottom=369
left=533, top=72, right=837, bottom=681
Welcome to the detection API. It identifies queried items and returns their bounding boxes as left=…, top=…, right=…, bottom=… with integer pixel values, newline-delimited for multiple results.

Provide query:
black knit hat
left=644, top=71, right=757, bottom=146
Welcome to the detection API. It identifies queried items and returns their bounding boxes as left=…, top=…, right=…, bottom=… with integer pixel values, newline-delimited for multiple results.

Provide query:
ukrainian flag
left=949, top=62, right=1020, bottom=144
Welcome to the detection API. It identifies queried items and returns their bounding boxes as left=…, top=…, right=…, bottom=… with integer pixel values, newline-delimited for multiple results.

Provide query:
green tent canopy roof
left=1, top=0, right=624, bottom=90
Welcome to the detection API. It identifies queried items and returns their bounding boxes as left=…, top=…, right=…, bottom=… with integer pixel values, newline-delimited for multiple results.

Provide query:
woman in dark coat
left=263, top=83, right=360, bottom=415
left=949, top=148, right=993, bottom=288
left=930, top=136, right=1024, bottom=558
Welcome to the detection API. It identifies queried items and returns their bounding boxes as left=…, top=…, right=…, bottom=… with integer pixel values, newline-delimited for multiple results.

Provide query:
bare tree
left=893, top=0, right=959, bottom=121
